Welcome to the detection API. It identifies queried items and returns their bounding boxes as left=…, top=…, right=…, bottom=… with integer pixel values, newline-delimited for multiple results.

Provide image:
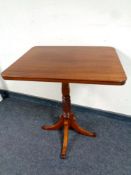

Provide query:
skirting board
left=0, top=94, right=3, bottom=102
left=0, top=89, right=131, bottom=122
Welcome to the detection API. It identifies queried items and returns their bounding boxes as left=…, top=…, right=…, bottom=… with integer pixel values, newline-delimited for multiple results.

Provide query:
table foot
left=61, top=119, right=69, bottom=159
left=71, top=114, right=96, bottom=137
left=41, top=113, right=96, bottom=158
left=41, top=115, right=64, bottom=130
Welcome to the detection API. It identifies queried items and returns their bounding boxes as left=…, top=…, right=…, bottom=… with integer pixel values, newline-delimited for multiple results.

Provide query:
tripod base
left=42, top=113, right=96, bottom=159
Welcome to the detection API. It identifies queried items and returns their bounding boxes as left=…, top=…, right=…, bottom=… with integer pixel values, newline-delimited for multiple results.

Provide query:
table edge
left=1, top=73, right=127, bottom=85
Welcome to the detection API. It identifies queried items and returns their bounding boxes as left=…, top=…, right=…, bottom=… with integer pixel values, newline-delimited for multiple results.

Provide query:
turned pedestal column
left=42, top=83, right=96, bottom=159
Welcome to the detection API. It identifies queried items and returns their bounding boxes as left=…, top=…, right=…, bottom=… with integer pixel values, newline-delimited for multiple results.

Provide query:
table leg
left=41, top=115, right=64, bottom=130
left=61, top=119, right=69, bottom=159
left=42, top=83, right=96, bottom=159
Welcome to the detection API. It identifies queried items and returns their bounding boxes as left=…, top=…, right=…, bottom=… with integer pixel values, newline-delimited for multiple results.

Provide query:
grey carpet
left=0, top=96, right=131, bottom=175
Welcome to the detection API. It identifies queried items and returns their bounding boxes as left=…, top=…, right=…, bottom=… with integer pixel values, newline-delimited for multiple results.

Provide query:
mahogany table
left=1, top=46, right=127, bottom=159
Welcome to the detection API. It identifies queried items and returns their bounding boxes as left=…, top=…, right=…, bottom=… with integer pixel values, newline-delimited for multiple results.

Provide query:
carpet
left=0, top=95, right=131, bottom=175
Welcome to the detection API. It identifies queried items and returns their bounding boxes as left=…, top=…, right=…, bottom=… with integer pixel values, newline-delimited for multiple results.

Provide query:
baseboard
left=0, top=89, right=131, bottom=122
left=0, top=94, right=3, bottom=102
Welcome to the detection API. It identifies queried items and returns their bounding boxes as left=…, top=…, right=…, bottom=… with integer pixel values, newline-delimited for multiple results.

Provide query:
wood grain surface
left=1, top=46, right=127, bottom=85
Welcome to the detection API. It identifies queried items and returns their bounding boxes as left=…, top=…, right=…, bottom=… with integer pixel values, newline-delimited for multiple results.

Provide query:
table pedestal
left=41, top=83, right=96, bottom=159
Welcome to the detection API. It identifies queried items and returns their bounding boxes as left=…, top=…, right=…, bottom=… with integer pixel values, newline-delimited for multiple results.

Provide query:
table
left=1, top=46, right=127, bottom=159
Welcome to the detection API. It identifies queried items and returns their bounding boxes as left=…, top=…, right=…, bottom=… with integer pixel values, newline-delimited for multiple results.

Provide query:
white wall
left=0, top=0, right=131, bottom=115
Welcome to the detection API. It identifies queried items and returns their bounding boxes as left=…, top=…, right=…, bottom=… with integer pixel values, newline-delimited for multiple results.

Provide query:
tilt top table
left=2, top=46, right=127, bottom=159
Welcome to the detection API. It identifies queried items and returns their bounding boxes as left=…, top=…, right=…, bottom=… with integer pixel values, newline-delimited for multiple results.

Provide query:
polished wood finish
left=1, top=46, right=126, bottom=85
left=1, top=46, right=127, bottom=158
left=42, top=83, right=96, bottom=159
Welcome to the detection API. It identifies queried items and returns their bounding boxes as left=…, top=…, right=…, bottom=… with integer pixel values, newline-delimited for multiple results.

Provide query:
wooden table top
left=2, top=46, right=127, bottom=85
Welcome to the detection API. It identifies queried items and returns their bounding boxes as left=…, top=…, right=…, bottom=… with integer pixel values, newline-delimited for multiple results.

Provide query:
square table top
left=2, top=46, right=127, bottom=85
